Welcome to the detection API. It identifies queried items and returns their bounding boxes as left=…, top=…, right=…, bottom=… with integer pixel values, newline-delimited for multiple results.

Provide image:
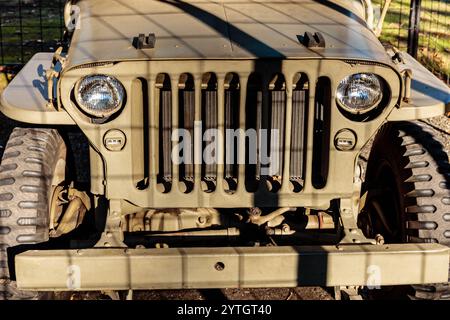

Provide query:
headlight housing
left=336, top=73, right=383, bottom=114
left=75, top=74, right=125, bottom=118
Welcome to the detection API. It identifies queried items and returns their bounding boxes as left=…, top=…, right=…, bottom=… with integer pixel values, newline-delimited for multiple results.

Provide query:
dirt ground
left=54, top=287, right=334, bottom=300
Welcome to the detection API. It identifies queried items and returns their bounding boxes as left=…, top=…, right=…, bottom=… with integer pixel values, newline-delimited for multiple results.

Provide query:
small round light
left=336, top=73, right=383, bottom=114
left=75, top=74, right=125, bottom=118
left=334, top=128, right=357, bottom=151
left=103, top=129, right=126, bottom=152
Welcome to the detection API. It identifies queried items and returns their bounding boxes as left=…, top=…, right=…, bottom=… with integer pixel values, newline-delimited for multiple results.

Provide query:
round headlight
left=336, top=73, right=383, bottom=114
left=75, top=75, right=125, bottom=118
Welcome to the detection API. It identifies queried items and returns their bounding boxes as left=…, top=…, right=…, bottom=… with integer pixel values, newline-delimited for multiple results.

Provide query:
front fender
left=0, top=53, right=75, bottom=125
left=387, top=52, right=449, bottom=121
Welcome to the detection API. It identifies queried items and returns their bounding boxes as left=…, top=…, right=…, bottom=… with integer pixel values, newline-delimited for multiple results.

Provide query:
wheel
left=359, top=121, right=450, bottom=300
left=0, top=128, right=66, bottom=299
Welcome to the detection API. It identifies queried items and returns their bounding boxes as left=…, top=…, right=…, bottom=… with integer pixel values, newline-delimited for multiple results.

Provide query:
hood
left=66, top=0, right=393, bottom=68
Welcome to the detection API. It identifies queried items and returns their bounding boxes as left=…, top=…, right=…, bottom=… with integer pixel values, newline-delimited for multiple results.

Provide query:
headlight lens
left=336, top=73, right=383, bottom=114
left=75, top=75, right=125, bottom=118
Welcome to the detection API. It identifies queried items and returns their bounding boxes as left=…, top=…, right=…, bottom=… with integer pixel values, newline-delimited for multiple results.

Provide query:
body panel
left=66, top=0, right=391, bottom=67
left=388, top=52, right=450, bottom=121
left=0, top=53, right=75, bottom=125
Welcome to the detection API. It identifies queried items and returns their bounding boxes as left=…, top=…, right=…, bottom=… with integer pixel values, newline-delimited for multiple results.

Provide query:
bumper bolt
left=214, top=262, right=225, bottom=271
left=375, top=234, right=385, bottom=245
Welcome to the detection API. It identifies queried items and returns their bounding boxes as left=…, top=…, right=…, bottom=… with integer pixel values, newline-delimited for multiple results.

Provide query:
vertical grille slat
left=255, top=90, right=263, bottom=181
left=244, top=75, right=263, bottom=192
left=157, top=74, right=173, bottom=192
left=270, top=89, right=285, bottom=178
left=289, top=76, right=308, bottom=192
left=181, top=90, right=195, bottom=181
left=204, top=90, right=217, bottom=179
left=312, top=77, right=331, bottom=189
left=132, top=78, right=150, bottom=190
left=148, top=78, right=158, bottom=190
left=194, top=81, right=202, bottom=188
left=225, top=89, right=234, bottom=179
left=201, top=73, right=218, bottom=191
left=170, top=78, right=180, bottom=188
left=217, top=78, right=225, bottom=190
left=290, top=90, right=305, bottom=179
left=224, top=74, right=240, bottom=189
left=237, top=76, right=248, bottom=192
left=161, top=90, right=172, bottom=181
left=177, top=73, right=195, bottom=191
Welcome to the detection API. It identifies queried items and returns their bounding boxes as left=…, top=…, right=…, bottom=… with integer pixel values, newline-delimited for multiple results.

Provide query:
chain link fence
left=0, top=0, right=65, bottom=65
left=374, top=0, right=449, bottom=84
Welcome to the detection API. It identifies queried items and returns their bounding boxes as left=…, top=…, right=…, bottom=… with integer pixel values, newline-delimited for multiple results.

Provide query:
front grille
left=139, top=70, right=330, bottom=195
left=67, top=58, right=398, bottom=208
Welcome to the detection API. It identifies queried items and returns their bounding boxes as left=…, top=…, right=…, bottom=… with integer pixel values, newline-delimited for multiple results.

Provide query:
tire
left=361, top=121, right=450, bottom=300
left=0, top=128, right=66, bottom=299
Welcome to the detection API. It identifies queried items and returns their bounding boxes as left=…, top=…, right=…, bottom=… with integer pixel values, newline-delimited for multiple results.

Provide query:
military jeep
left=0, top=0, right=449, bottom=299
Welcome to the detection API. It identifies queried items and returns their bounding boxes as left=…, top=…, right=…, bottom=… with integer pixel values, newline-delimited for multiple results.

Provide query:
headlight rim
left=335, top=72, right=384, bottom=115
left=74, top=74, right=125, bottom=119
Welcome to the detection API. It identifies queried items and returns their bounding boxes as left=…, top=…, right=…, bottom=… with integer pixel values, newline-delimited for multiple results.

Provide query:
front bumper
left=16, top=244, right=449, bottom=291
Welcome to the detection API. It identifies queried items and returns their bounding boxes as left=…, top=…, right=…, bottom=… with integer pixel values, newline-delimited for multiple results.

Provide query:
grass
left=373, top=0, right=450, bottom=83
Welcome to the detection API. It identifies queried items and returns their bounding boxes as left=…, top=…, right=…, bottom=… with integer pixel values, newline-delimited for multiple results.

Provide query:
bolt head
left=214, top=262, right=225, bottom=271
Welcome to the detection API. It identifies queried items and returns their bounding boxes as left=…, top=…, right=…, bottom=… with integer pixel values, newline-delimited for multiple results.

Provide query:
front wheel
left=0, top=128, right=66, bottom=299
left=360, top=121, right=450, bottom=299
